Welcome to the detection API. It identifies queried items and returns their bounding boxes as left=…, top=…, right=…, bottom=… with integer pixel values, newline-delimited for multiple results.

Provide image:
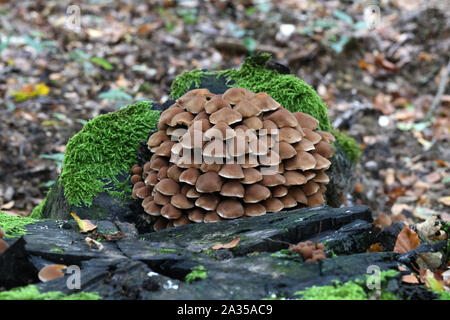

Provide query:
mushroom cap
left=161, top=203, right=183, bottom=219
left=144, top=201, right=162, bottom=216
left=260, top=173, right=286, bottom=187
left=195, top=194, right=220, bottom=211
left=234, top=100, right=262, bottom=117
left=136, top=185, right=152, bottom=199
left=284, top=171, right=307, bottom=186
left=188, top=209, right=205, bottom=223
left=150, top=156, right=169, bottom=171
left=292, top=112, right=319, bottom=130
left=173, top=215, right=192, bottom=227
left=204, top=98, right=230, bottom=114
left=264, top=108, right=298, bottom=127
left=241, top=168, right=263, bottom=184
left=153, top=192, right=171, bottom=205
left=171, top=193, right=194, bottom=209
left=222, top=87, right=255, bottom=104
left=202, top=139, right=227, bottom=158
left=302, top=181, right=320, bottom=196
left=271, top=185, right=288, bottom=197
left=307, top=192, right=324, bottom=207
left=280, top=194, right=298, bottom=208
left=130, top=164, right=143, bottom=175
left=316, top=130, right=336, bottom=143
left=155, top=178, right=180, bottom=196
left=262, top=198, right=284, bottom=212
left=200, top=162, right=222, bottom=173
left=154, top=141, right=176, bottom=157
left=216, top=199, right=244, bottom=219
left=244, top=184, right=271, bottom=203
left=179, top=168, right=200, bottom=185
left=186, top=186, right=201, bottom=198
left=159, top=105, right=184, bottom=125
left=279, top=127, right=303, bottom=143
left=157, top=166, right=169, bottom=180
left=243, top=116, right=263, bottom=130
left=220, top=181, right=245, bottom=198
left=131, top=174, right=142, bottom=184
left=196, top=172, right=223, bottom=193
left=148, top=131, right=169, bottom=147
left=284, top=151, right=317, bottom=171
left=313, top=171, right=330, bottom=184
left=312, top=153, right=332, bottom=170
left=38, top=264, right=67, bottom=282
left=219, top=163, right=245, bottom=179
left=288, top=187, right=308, bottom=204
left=244, top=203, right=266, bottom=216
left=204, top=122, right=235, bottom=140
left=303, top=128, right=322, bottom=144
left=209, top=107, right=242, bottom=125
left=249, top=92, right=280, bottom=112
left=278, top=142, right=297, bottom=160
left=204, top=211, right=223, bottom=223
left=293, top=138, right=315, bottom=152
left=153, top=217, right=169, bottom=231
left=170, top=111, right=194, bottom=127
left=313, top=140, right=335, bottom=158
left=167, top=165, right=183, bottom=182
left=182, top=95, right=206, bottom=114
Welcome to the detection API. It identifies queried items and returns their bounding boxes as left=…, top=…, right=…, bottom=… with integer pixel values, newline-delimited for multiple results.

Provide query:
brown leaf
left=373, top=213, right=392, bottom=229
left=71, top=212, right=97, bottom=233
left=402, top=274, right=420, bottom=284
left=366, top=243, right=383, bottom=253
left=394, top=225, right=420, bottom=254
left=212, top=237, right=240, bottom=250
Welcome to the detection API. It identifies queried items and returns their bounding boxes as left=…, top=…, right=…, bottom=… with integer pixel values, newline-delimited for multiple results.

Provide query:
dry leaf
left=402, top=274, right=419, bottom=284
left=438, top=196, right=450, bottom=206
left=71, top=212, right=97, bottom=233
left=85, top=237, right=104, bottom=251
left=212, top=237, right=240, bottom=250
left=0, top=239, right=9, bottom=254
left=394, top=225, right=420, bottom=254
left=373, top=213, right=392, bottom=229
left=366, top=243, right=383, bottom=253
left=38, top=264, right=67, bottom=282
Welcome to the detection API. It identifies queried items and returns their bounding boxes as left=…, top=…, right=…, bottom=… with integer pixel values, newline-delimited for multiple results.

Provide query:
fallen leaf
left=0, top=239, right=9, bottom=254
left=373, top=213, right=392, bottom=229
left=366, top=243, right=383, bottom=253
left=212, top=237, right=240, bottom=250
left=85, top=237, right=104, bottom=251
left=70, top=212, right=97, bottom=233
left=0, top=201, right=15, bottom=210
left=424, top=269, right=445, bottom=292
left=38, top=264, right=67, bottom=282
left=394, top=225, right=420, bottom=254
left=402, top=274, right=420, bottom=284
left=438, top=196, right=450, bottom=206
left=9, top=83, right=50, bottom=102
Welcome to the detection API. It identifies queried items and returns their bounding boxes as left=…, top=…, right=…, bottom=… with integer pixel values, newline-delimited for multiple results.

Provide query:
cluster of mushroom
left=130, top=87, right=335, bottom=231
left=289, top=241, right=326, bottom=263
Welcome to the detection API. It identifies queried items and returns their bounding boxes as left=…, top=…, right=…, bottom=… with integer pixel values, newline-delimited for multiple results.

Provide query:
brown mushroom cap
left=289, top=187, right=308, bottom=204
left=216, top=199, right=244, bottom=219
left=271, top=185, right=288, bottom=197
left=200, top=162, right=222, bottom=173
left=130, top=164, right=143, bottom=175
left=280, top=194, right=298, bottom=208
left=204, top=98, right=230, bottom=114
left=292, top=112, right=319, bottom=130
left=204, top=122, right=235, bottom=140
left=204, top=211, right=223, bottom=223
left=303, top=128, right=322, bottom=144
left=303, top=181, right=320, bottom=196
left=220, top=181, right=245, bottom=198
left=219, top=163, right=245, bottom=179
left=313, top=140, right=335, bottom=158
left=186, top=186, right=201, bottom=198
left=196, top=172, right=223, bottom=193
left=183, top=95, right=206, bottom=114
left=222, top=87, right=255, bottom=104
left=264, top=108, right=298, bottom=127
left=153, top=217, right=169, bottom=231
left=284, top=171, right=307, bottom=186
left=244, top=203, right=266, bottom=216
left=284, top=151, right=317, bottom=171
left=260, top=173, right=286, bottom=187
left=241, top=168, right=263, bottom=184
left=173, top=215, right=192, bottom=227
left=312, top=153, right=332, bottom=170
left=188, top=209, right=205, bottom=223
left=244, top=184, right=271, bottom=203
left=195, top=194, right=220, bottom=211
left=316, top=130, right=335, bottom=143
left=293, top=139, right=315, bottom=152
left=234, top=100, right=262, bottom=117
left=38, top=264, right=67, bottom=282
left=249, top=92, right=280, bottom=112
left=161, top=203, right=183, bottom=219
left=279, top=127, right=303, bottom=143
left=179, top=168, right=200, bottom=185
left=153, top=192, right=171, bottom=205
left=144, top=201, right=162, bottom=216
left=155, top=178, right=180, bottom=196
left=171, top=193, right=194, bottom=209
left=209, top=107, right=242, bottom=125
left=262, top=198, right=284, bottom=212
left=159, top=105, right=184, bottom=125
left=278, top=142, right=297, bottom=159
left=148, top=131, right=169, bottom=147
left=243, top=116, right=263, bottom=130
left=307, top=192, right=324, bottom=207
left=313, top=171, right=330, bottom=184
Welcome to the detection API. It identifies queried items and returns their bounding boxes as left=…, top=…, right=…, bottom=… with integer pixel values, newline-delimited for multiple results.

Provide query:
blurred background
left=0, top=0, right=448, bottom=224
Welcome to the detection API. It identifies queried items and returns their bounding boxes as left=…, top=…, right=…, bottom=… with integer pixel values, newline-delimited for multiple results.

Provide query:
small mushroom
left=155, top=178, right=180, bottom=196
left=292, top=112, right=319, bottom=130
left=262, top=198, right=284, bottom=212
left=216, top=199, right=244, bottom=219
left=244, top=184, right=271, bottom=203
left=222, top=87, right=255, bottom=104
left=209, top=107, right=242, bottom=125
left=284, top=171, right=307, bottom=186
left=220, top=181, right=245, bottom=198
left=264, top=108, right=298, bottom=127
left=219, top=163, right=245, bottom=179
left=161, top=203, right=183, bottom=220
left=171, top=193, right=194, bottom=209
left=244, top=203, right=266, bottom=216
left=233, top=100, right=261, bottom=117
left=196, top=172, right=223, bottom=193
left=188, top=209, right=205, bottom=223
left=179, top=168, right=200, bottom=185
left=38, top=264, right=67, bottom=282
left=204, top=211, right=223, bottom=223
left=195, top=194, right=220, bottom=211
left=241, top=168, right=263, bottom=184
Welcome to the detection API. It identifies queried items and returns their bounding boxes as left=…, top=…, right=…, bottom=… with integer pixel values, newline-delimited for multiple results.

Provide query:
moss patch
left=169, top=54, right=360, bottom=161
left=30, top=197, right=46, bottom=219
left=294, top=270, right=400, bottom=300
left=185, top=265, right=208, bottom=284
left=0, top=285, right=101, bottom=300
left=60, top=101, right=160, bottom=206
left=0, top=212, right=37, bottom=238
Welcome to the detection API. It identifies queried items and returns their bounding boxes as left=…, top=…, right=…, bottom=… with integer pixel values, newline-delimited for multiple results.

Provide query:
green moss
left=60, top=101, right=160, bottom=206
left=185, top=265, right=208, bottom=284
left=0, top=212, right=37, bottom=238
left=294, top=270, right=400, bottom=300
left=170, top=69, right=209, bottom=99
left=438, top=291, right=450, bottom=300
left=0, top=285, right=101, bottom=300
left=30, top=197, right=46, bottom=219
left=332, top=129, right=362, bottom=163
left=158, top=248, right=177, bottom=253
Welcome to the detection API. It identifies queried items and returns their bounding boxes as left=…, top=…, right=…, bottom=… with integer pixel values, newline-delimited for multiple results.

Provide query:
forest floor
left=0, top=0, right=448, bottom=226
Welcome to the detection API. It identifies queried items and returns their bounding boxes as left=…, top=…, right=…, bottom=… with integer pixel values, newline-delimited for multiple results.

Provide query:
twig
left=425, top=59, right=450, bottom=122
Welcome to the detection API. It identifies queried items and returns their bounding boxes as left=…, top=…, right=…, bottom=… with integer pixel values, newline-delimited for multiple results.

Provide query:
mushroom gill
left=130, top=88, right=335, bottom=231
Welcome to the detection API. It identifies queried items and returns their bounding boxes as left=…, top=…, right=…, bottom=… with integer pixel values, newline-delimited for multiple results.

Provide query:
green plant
left=0, top=212, right=37, bottom=238
left=185, top=265, right=208, bottom=284
left=0, top=285, right=101, bottom=300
